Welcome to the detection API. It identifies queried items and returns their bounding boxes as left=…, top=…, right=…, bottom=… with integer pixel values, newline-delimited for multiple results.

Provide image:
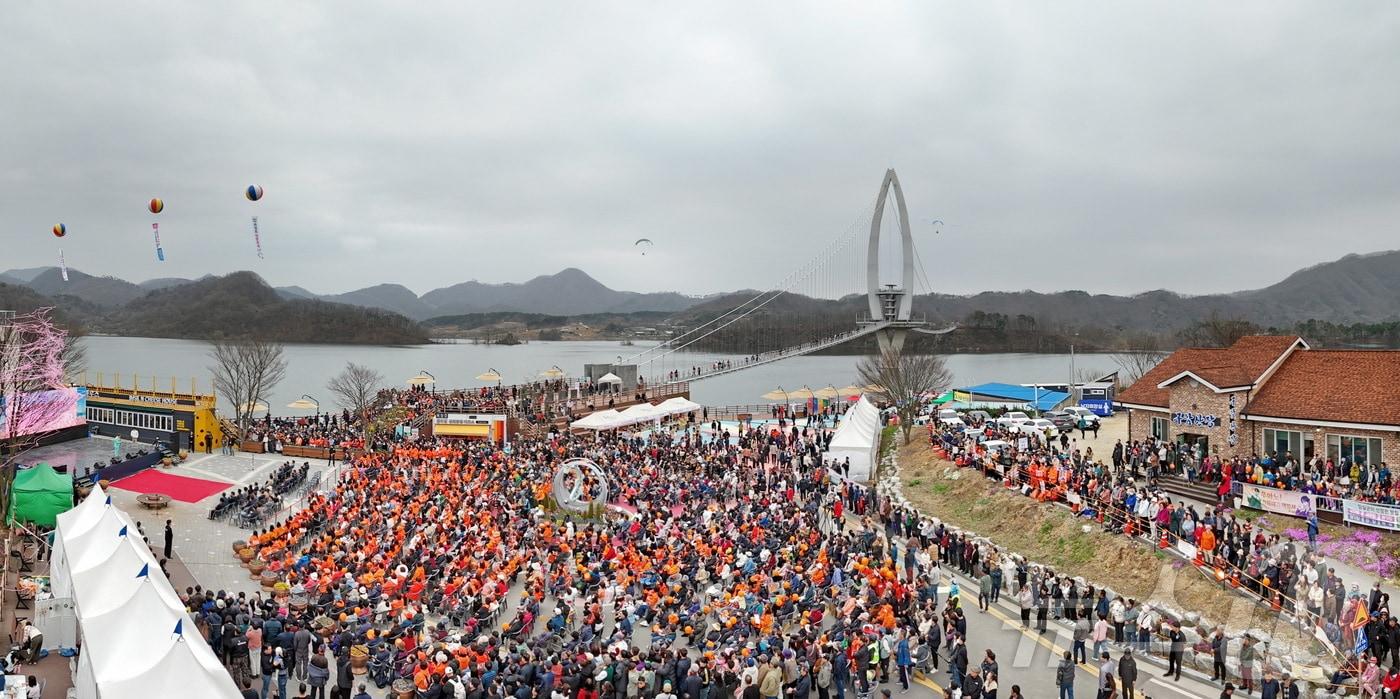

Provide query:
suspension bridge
left=625, top=169, right=956, bottom=385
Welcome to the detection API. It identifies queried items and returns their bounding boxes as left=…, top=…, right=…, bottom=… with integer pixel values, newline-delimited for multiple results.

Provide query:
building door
left=1177, top=432, right=1209, bottom=460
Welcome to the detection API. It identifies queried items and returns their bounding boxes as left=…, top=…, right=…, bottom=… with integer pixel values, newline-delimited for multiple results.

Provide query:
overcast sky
left=3, top=2, right=1398, bottom=298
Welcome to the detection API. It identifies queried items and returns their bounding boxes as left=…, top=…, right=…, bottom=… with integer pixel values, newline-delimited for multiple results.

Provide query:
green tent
left=10, top=462, right=73, bottom=528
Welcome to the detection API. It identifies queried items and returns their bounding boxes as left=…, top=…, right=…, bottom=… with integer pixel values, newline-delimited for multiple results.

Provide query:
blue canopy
left=958, top=383, right=1069, bottom=411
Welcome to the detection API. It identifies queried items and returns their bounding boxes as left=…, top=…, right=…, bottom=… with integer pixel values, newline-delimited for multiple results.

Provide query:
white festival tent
left=615, top=402, right=663, bottom=427
left=51, top=485, right=242, bottom=699
left=656, top=397, right=703, bottom=417
left=570, top=409, right=622, bottom=431
left=826, top=395, right=883, bottom=481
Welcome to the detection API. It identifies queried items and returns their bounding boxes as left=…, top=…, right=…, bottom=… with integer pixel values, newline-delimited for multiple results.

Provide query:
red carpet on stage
left=111, top=469, right=231, bottom=503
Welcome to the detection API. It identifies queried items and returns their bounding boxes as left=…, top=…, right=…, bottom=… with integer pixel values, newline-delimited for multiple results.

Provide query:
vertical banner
left=251, top=216, right=264, bottom=259
left=152, top=223, right=165, bottom=261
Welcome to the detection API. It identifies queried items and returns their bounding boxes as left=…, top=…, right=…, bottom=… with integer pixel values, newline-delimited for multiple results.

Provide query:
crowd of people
left=158, top=381, right=1400, bottom=699
left=244, top=414, right=365, bottom=454
left=933, top=414, right=1396, bottom=692
left=197, top=404, right=1091, bottom=699
left=210, top=461, right=313, bottom=527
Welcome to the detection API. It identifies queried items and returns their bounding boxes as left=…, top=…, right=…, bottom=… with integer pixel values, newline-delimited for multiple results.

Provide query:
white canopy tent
left=656, top=397, right=703, bottom=417
left=570, top=409, right=622, bottom=431
left=827, top=395, right=883, bottom=481
left=615, top=402, right=663, bottom=427
left=49, top=486, right=242, bottom=699
left=596, top=372, right=623, bottom=385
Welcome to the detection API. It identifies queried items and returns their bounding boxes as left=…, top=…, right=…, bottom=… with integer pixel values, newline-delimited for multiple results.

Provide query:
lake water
left=75, top=336, right=1116, bottom=413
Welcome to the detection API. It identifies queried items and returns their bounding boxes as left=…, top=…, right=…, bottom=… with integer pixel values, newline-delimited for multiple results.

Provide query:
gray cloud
left=3, top=2, right=1397, bottom=297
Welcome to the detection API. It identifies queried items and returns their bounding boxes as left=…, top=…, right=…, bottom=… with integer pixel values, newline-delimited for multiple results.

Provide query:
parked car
left=937, top=408, right=960, bottom=421
left=982, top=439, right=1012, bottom=454
left=1011, top=418, right=1059, bottom=438
left=1061, top=406, right=1101, bottom=427
left=1042, top=411, right=1077, bottom=431
left=994, top=411, right=1031, bottom=429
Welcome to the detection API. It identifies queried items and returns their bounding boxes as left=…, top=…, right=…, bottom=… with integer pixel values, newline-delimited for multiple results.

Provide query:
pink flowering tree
left=2, top=309, right=83, bottom=501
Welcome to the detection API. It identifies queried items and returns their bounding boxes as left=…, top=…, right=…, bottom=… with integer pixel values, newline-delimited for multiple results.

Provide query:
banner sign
left=1343, top=501, right=1400, bottom=532
left=1241, top=484, right=1316, bottom=518
left=1171, top=411, right=1219, bottom=428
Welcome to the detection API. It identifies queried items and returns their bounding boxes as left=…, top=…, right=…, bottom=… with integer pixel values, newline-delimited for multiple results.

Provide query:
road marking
left=979, top=604, right=1101, bottom=677
left=913, top=671, right=946, bottom=696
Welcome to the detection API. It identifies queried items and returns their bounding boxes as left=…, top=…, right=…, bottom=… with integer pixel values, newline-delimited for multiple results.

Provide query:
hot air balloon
left=149, top=198, right=164, bottom=214
left=635, top=238, right=653, bottom=255
left=245, top=185, right=265, bottom=258
left=53, top=223, right=66, bottom=238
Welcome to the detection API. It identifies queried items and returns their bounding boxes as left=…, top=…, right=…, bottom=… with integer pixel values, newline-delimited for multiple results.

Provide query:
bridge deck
left=649, top=321, right=894, bottom=384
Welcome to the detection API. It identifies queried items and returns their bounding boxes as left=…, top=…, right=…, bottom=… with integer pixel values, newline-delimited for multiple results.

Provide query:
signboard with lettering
left=1241, top=484, right=1315, bottom=518
left=1343, top=501, right=1400, bottom=532
left=1171, top=412, right=1219, bottom=428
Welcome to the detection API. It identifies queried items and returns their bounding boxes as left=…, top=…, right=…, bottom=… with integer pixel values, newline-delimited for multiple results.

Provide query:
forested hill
left=1, top=272, right=428, bottom=345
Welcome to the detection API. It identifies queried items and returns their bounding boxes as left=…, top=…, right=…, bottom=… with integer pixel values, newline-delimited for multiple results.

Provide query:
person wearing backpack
left=1057, top=651, right=1077, bottom=699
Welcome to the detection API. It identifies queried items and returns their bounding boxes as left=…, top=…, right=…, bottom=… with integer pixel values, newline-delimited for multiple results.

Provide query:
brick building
left=1117, top=336, right=1400, bottom=467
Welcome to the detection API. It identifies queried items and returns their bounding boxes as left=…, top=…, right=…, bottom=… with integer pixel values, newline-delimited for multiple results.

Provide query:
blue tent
left=957, top=383, right=1069, bottom=412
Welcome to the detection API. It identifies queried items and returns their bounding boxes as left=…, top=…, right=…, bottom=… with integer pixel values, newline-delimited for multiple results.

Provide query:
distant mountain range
left=1, top=250, right=1396, bottom=346
left=0, top=267, right=705, bottom=320
left=0, top=271, right=427, bottom=344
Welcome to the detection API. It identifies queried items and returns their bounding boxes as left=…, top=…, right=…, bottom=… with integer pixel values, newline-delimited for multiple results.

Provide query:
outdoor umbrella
left=761, top=388, right=791, bottom=401
left=237, top=401, right=268, bottom=413
left=286, top=396, right=320, bottom=411
left=786, top=387, right=817, bottom=400
left=539, top=366, right=566, bottom=379
left=475, top=368, right=503, bottom=382
left=406, top=371, right=435, bottom=387
left=837, top=385, right=865, bottom=398
left=813, top=386, right=840, bottom=400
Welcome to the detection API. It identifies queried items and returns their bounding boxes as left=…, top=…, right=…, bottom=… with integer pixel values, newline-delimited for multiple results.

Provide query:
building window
left=86, top=406, right=173, bottom=433
left=1263, top=428, right=1301, bottom=459
left=1150, top=416, right=1168, bottom=440
left=1327, top=434, right=1383, bottom=467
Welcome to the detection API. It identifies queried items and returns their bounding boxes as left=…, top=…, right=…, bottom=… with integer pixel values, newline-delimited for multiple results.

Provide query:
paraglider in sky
left=246, top=185, right=264, bottom=258
left=931, top=219, right=944, bottom=233
left=634, top=238, right=653, bottom=255
left=52, top=223, right=66, bottom=238
left=148, top=198, right=164, bottom=214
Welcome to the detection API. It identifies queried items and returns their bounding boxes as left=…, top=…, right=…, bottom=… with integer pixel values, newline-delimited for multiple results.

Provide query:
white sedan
left=1011, top=418, right=1059, bottom=437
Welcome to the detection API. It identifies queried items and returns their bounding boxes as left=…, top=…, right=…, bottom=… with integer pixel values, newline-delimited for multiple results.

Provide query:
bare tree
left=326, top=362, right=383, bottom=425
left=857, top=349, right=953, bottom=445
left=208, top=340, right=287, bottom=432
left=1112, top=349, right=1169, bottom=386
left=1177, top=313, right=1260, bottom=348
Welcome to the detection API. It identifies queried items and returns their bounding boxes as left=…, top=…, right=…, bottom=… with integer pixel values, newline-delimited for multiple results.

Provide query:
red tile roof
left=1118, top=348, right=1229, bottom=407
left=1117, top=336, right=1303, bottom=407
left=1246, top=350, right=1400, bottom=426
